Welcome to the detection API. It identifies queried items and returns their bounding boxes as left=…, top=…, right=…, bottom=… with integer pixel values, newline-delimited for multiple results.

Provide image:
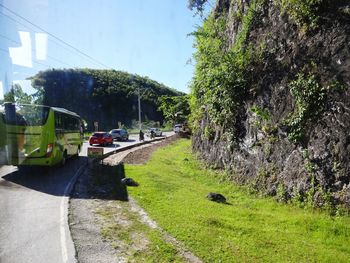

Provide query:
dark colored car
left=109, top=128, right=129, bottom=141
left=89, top=132, right=113, bottom=146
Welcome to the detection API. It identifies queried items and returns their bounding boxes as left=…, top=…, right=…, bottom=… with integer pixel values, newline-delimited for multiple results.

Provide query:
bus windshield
left=2, top=104, right=50, bottom=126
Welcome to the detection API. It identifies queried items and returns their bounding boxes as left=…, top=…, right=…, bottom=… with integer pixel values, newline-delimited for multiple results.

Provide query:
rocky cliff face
left=191, top=0, right=350, bottom=209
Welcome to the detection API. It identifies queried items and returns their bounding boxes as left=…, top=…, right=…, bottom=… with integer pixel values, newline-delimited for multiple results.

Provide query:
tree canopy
left=3, top=84, right=32, bottom=104
left=188, top=0, right=209, bottom=14
left=158, top=95, right=190, bottom=125
left=29, top=68, right=184, bottom=130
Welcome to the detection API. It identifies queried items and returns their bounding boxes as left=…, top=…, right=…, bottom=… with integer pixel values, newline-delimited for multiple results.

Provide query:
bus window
left=55, top=112, right=81, bottom=132
left=3, top=103, right=49, bottom=126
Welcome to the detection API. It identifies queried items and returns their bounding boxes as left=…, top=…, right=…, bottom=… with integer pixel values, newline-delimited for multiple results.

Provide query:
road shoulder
left=69, top=136, right=197, bottom=262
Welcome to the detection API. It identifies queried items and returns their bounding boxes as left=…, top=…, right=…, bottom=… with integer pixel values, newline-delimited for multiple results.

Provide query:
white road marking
left=60, top=164, right=85, bottom=263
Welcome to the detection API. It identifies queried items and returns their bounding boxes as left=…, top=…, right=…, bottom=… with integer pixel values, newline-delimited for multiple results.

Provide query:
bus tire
left=61, top=150, right=67, bottom=166
left=74, top=146, right=80, bottom=157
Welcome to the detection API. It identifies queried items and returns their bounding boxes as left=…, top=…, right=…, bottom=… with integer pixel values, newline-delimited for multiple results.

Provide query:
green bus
left=0, top=103, right=83, bottom=167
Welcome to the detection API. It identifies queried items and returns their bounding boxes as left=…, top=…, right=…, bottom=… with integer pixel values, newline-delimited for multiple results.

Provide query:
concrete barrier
left=92, top=136, right=168, bottom=163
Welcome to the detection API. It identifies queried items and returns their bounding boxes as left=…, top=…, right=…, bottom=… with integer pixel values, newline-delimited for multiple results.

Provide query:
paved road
left=80, top=132, right=173, bottom=156
left=0, top=160, right=83, bottom=263
left=0, top=132, right=172, bottom=263
left=80, top=133, right=154, bottom=156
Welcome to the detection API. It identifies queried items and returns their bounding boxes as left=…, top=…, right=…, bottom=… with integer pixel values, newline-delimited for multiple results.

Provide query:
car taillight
left=46, top=143, right=54, bottom=157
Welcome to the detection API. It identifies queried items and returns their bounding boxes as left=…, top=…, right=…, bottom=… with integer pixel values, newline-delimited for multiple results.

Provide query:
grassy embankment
left=124, top=139, right=350, bottom=262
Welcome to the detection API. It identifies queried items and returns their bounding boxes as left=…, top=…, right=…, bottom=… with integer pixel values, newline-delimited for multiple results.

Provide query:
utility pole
left=138, top=86, right=141, bottom=130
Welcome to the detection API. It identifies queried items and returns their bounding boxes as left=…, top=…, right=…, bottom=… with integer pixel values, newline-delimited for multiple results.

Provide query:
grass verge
left=96, top=202, right=183, bottom=262
left=125, top=139, right=350, bottom=262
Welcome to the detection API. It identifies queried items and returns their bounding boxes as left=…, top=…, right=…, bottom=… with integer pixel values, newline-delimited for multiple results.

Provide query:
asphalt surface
left=0, top=159, right=83, bottom=263
left=0, top=132, right=172, bottom=263
left=80, top=133, right=145, bottom=157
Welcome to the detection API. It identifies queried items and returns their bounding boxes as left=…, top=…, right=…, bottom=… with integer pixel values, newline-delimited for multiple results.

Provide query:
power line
left=0, top=3, right=111, bottom=69
left=0, top=33, right=74, bottom=68
left=0, top=3, right=112, bottom=69
left=0, top=8, right=108, bottom=69
left=0, top=12, right=97, bottom=68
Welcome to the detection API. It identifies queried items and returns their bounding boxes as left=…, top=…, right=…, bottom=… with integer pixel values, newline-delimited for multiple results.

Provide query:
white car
left=148, top=128, right=162, bottom=137
left=173, top=124, right=183, bottom=133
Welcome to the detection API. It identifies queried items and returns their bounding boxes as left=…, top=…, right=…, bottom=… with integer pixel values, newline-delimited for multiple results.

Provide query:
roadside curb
left=62, top=161, right=86, bottom=263
left=93, top=136, right=167, bottom=162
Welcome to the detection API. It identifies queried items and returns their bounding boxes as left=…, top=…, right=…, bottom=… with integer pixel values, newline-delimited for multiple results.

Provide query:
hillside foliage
left=29, top=69, right=183, bottom=131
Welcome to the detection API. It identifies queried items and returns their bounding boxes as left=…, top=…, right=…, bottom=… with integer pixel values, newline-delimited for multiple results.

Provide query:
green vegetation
left=30, top=69, right=184, bottom=131
left=187, top=0, right=209, bottom=15
left=158, top=95, right=190, bottom=125
left=189, top=0, right=264, bottom=140
left=189, top=0, right=337, bottom=144
left=250, top=106, right=271, bottom=122
left=278, top=0, right=324, bottom=30
left=250, top=105, right=273, bottom=133
left=2, top=84, right=33, bottom=104
left=125, top=139, right=350, bottom=262
left=285, top=72, right=345, bottom=144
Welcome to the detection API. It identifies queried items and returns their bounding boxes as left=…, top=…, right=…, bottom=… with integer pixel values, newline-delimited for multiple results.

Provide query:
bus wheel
left=74, top=146, right=80, bottom=157
left=61, top=151, right=67, bottom=166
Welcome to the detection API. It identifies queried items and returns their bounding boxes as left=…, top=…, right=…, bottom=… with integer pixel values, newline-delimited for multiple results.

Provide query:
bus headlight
left=46, top=143, right=54, bottom=157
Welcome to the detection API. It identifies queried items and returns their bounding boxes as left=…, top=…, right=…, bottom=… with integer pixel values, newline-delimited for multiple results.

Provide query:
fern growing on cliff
left=279, top=0, right=325, bottom=29
left=286, top=72, right=346, bottom=144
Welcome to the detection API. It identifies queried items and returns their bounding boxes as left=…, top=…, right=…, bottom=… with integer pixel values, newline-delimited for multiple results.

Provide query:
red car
left=89, top=132, right=113, bottom=146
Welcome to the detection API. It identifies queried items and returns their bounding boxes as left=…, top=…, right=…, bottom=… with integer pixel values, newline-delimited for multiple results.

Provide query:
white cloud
left=35, top=33, right=47, bottom=60
left=9, top=31, right=33, bottom=68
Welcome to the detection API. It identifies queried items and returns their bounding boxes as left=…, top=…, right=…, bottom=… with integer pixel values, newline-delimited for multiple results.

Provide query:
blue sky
left=0, top=0, right=204, bottom=97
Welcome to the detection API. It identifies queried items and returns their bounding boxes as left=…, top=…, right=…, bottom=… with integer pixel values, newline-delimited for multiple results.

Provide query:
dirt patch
left=121, top=135, right=179, bottom=165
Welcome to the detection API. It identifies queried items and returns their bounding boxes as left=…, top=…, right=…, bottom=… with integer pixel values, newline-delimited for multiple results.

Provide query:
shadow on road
left=71, top=162, right=129, bottom=201
left=104, top=143, right=120, bottom=148
left=1, top=157, right=129, bottom=201
left=0, top=157, right=88, bottom=197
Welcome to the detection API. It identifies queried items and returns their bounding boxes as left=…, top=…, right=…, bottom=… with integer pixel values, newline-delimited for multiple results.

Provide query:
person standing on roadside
left=139, top=130, right=144, bottom=141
